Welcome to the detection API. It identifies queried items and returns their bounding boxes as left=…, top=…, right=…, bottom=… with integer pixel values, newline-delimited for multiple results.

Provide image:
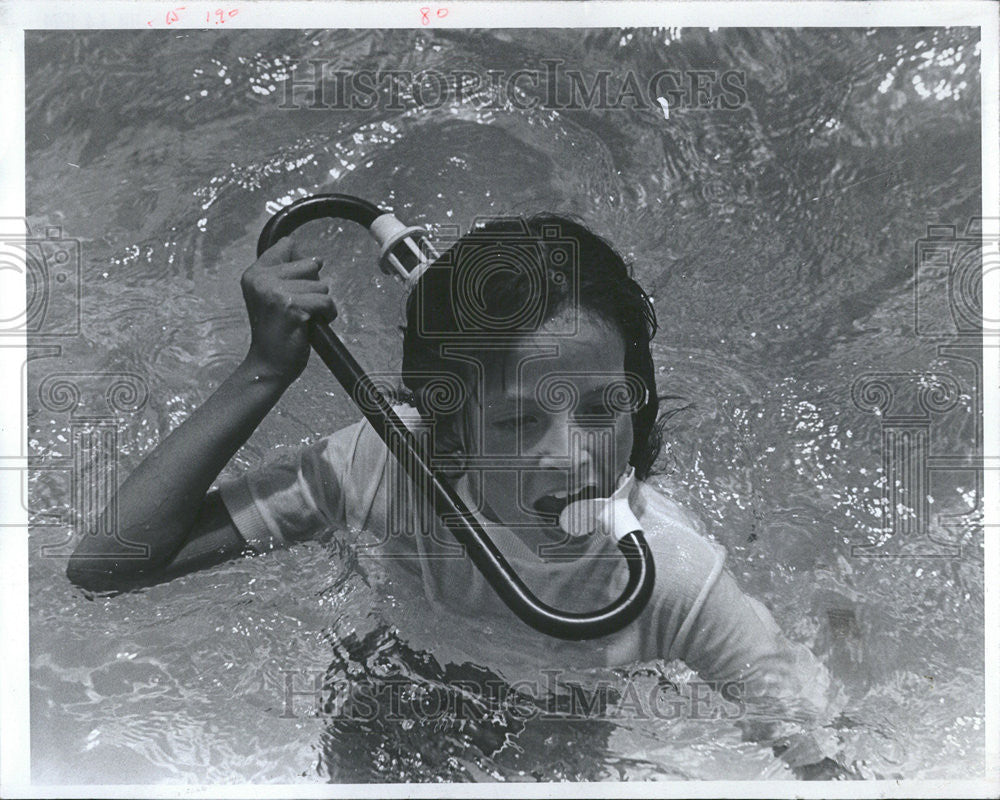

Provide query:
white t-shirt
left=219, top=406, right=832, bottom=718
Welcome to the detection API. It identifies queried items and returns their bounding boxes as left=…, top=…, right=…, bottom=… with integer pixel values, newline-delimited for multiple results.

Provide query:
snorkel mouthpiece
left=559, top=466, right=641, bottom=540
left=369, top=213, right=437, bottom=284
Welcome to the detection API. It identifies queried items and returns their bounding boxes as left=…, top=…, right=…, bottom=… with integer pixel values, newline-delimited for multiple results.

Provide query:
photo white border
left=0, top=1, right=996, bottom=797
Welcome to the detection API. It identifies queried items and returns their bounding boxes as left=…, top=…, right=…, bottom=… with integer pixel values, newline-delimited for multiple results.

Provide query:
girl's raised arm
left=66, top=238, right=337, bottom=590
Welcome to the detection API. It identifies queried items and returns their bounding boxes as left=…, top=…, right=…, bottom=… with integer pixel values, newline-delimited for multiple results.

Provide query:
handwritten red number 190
left=208, top=8, right=240, bottom=23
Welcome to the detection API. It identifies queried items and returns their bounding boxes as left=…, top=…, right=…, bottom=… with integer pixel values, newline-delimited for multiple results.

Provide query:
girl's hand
left=240, top=237, right=338, bottom=384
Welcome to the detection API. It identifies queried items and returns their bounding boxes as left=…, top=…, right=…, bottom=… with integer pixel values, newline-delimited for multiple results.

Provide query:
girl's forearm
left=68, top=355, right=292, bottom=577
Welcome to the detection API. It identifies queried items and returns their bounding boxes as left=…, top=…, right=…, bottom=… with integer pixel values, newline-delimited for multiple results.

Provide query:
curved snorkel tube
left=257, top=193, right=655, bottom=640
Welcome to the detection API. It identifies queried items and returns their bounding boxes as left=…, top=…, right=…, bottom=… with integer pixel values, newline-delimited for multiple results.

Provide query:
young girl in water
left=67, top=215, right=840, bottom=774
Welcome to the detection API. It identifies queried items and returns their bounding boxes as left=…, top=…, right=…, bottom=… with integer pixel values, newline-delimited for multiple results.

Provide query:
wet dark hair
left=401, top=214, right=662, bottom=479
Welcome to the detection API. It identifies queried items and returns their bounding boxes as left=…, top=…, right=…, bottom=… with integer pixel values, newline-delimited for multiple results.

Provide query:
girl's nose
left=534, top=412, right=571, bottom=467
left=535, top=415, right=611, bottom=476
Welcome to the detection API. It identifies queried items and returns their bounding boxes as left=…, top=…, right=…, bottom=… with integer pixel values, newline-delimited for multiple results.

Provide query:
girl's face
left=467, top=308, right=635, bottom=536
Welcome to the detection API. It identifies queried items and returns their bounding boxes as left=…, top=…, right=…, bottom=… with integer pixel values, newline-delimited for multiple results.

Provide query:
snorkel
left=257, top=194, right=655, bottom=640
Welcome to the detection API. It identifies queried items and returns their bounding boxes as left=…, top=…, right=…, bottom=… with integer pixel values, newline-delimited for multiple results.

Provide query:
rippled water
left=25, top=27, right=983, bottom=782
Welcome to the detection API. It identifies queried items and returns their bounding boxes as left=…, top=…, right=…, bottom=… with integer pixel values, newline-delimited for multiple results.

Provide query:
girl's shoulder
left=316, top=403, right=425, bottom=465
left=633, top=479, right=707, bottom=533
left=632, top=479, right=725, bottom=574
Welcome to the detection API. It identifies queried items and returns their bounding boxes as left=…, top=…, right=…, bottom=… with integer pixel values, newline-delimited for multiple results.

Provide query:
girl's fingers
left=256, top=236, right=298, bottom=266
left=287, top=293, right=338, bottom=322
left=276, top=257, right=324, bottom=279
left=276, top=279, right=330, bottom=295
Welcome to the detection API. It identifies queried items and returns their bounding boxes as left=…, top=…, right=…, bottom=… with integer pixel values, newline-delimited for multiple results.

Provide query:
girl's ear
left=430, top=414, right=469, bottom=477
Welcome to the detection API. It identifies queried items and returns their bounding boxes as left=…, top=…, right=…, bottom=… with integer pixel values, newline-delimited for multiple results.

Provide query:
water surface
left=25, top=27, right=983, bottom=782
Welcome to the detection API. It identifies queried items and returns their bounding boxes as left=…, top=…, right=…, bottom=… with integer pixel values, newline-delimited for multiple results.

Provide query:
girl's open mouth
left=533, top=484, right=602, bottom=517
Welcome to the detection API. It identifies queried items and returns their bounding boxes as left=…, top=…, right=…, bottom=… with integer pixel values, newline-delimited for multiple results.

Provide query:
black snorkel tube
left=257, top=194, right=655, bottom=640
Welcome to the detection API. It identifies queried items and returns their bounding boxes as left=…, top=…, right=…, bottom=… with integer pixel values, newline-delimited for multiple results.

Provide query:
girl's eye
left=576, top=401, right=617, bottom=418
left=494, top=414, right=539, bottom=431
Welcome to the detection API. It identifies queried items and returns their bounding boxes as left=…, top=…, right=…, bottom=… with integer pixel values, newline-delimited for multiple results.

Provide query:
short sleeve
left=217, top=417, right=386, bottom=552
